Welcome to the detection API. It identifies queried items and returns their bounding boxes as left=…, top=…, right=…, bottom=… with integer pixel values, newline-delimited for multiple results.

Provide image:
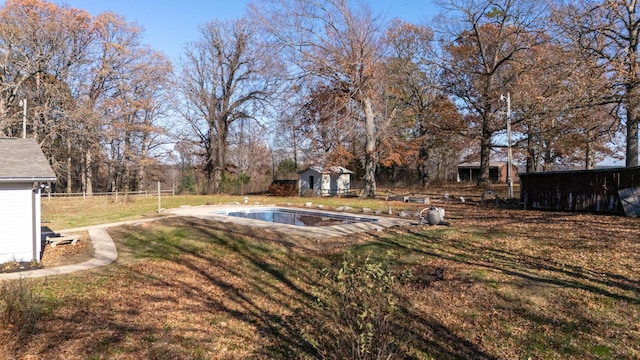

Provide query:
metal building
left=519, top=167, right=640, bottom=216
left=457, top=162, right=520, bottom=184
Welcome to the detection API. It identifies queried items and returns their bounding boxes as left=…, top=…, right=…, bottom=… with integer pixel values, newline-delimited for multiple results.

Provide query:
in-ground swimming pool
left=214, top=208, right=378, bottom=227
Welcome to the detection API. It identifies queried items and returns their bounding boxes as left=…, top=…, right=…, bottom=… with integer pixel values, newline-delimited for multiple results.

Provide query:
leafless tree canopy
left=176, top=18, right=277, bottom=193
left=0, top=0, right=635, bottom=194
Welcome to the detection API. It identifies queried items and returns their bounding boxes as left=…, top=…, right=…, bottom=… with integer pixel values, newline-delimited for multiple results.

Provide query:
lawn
left=2, top=193, right=639, bottom=359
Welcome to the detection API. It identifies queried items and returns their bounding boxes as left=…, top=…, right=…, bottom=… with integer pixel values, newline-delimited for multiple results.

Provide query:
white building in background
left=298, top=166, right=353, bottom=196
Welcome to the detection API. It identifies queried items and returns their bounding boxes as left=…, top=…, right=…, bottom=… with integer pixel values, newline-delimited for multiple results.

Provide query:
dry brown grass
left=1, top=194, right=638, bottom=359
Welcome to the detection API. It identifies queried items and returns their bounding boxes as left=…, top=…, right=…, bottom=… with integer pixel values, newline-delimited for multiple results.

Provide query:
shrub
left=302, top=252, right=409, bottom=359
left=268, top=181, right=298, bottom=196
left=0, top=278, right=44, bottom=340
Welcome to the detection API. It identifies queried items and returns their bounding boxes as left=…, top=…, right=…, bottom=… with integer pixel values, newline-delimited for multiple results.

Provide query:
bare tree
left=102, top=47, right=172, bottom=193
left=436, top=0, right=546, bottom=185
left=74, top=11, right=149, bottom=195
left=383, top=20, right=465, bottom=186
left=177, top=18, right=275, bottom=194
left=0, top=0, right=92, bottom=136
left=251, top=0, right=386, bottom=198
left=0, top=1, right=173, bottom=194
left=553, top=0, right=640, bottom=167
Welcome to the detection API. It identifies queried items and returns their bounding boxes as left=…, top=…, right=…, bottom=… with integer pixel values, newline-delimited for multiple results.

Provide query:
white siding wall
left=0, top=183, right=35, bottom=263
left=299, top=169, right=321, bottom=195
left=34, top=187, right=42, bottom=261
left=321, top=174, right=331, bottom=196
left=337, top=174, right=350, bottom=194
left=299, top=168, right=352, bottom=196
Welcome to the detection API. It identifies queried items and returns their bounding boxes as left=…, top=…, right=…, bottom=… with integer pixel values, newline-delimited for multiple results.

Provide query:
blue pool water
left=220, top=209, right=377, bottom=227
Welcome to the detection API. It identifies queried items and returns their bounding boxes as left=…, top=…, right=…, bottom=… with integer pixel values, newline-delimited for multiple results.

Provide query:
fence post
left=157, top=181, right=161, bottom=214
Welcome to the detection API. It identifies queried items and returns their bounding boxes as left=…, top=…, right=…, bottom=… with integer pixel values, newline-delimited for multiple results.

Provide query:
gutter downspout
left=32, top=184, right=42, bottom=262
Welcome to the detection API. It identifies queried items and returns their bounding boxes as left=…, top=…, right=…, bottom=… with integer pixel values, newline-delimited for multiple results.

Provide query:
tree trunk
left=526, top=123, right=537, bottom=173
left=138, top=144, right=148, bottom=192
left=205, top=144, right=214, bottom=194
left=626, top=96, right=639, bottom=167
left=627, top=7, right=639, bottom=168
left=291, top=123, right=298, bottom=169
left=361, top=97, right=377, bottom=199
left=123, top=141, right=131, bottom=199
left=85, top=147, right=93, bottom=196
left=418, top=132, right=429, bottom=187
left=212, top=122, right=228, bottom=194
left=478, top=123, right=492, bottom=186
left=585, top=127, right=595, bottom=170
left=66, top=138, right=72, bottom=193
left=419, top=162, right=427, bottom=188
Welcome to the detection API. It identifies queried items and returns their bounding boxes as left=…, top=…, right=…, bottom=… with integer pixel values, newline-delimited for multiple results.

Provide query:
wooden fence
left=46, top=189, right=174, bottom=199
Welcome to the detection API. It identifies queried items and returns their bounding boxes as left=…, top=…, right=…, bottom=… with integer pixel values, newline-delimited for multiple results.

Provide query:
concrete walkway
left=0, top=204, right=420, bottom=281
left=0, top=217, right=169, bottom=281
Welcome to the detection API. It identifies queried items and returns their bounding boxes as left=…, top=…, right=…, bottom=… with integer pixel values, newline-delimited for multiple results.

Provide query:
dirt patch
left=40, top=231, right=94, bottom=268
left=0, top=232, right=94, bottom=273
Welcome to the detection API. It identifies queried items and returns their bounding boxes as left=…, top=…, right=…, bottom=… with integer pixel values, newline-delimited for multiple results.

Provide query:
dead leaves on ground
left=3, top=204, right=640, bottom=359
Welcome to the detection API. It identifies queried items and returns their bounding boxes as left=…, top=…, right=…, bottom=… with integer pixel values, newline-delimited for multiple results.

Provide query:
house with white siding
left=0, top=138, right=56, bottom=264
left=298, top=166, right=353, bottom=196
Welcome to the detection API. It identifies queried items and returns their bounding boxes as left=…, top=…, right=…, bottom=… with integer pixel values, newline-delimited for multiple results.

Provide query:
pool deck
left=0, top=205, right=419, bottom=280
left=167, top=204, right=415, bottom=238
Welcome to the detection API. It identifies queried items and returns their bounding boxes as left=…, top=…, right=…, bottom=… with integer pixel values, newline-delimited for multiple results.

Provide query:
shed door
left=0, top=183, right=34, bottom=263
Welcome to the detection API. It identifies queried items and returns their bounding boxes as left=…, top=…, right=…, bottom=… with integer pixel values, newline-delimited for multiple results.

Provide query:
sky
left=58, top=0, right=440, bottom=62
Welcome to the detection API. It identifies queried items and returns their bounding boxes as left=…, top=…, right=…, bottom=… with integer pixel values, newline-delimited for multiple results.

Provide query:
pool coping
left=167, top=204, right=414, bottom=238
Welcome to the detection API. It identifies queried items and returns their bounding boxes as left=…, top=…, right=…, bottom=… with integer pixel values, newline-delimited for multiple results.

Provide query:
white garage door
left=0, top=183, right=34, bottom=263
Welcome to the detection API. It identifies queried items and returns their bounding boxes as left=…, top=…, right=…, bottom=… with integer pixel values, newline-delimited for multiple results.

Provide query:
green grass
left=42, top=195, right=218, bottom=229
left=41, top=194, right=424, bottom=230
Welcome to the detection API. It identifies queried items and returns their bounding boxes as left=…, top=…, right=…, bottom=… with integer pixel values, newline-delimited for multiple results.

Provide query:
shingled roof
left=0, top=138, right=56, bottom=182
left=302, top=165, right=354, bottom=175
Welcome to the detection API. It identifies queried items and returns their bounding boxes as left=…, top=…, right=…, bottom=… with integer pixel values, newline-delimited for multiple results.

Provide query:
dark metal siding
left=458, top=166, right=500, bottom=183
left=519, top=167, right=640, bottom=214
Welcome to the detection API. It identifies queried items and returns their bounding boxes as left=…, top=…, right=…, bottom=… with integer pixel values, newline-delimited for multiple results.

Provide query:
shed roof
left=0, top=138, right=56, bottom=182
left=302, top=165, right=354, bottom=175
left=458, top=161, right=508, bottom=168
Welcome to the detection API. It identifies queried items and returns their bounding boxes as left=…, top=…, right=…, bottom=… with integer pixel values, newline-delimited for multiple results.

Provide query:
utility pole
left=18, top=99, right=26, bottom=139
left=501, top=92, right=514, bottom=199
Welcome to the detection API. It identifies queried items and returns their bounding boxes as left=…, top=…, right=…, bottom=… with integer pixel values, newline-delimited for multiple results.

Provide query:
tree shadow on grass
left=356, top=223, right=640, bottom=358
left=9, top=216, right=514, bottom=359
left=170, top=218, right=500, bottom=359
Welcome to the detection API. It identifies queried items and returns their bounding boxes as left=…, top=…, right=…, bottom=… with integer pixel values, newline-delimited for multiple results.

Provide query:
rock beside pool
left=304, top=202, right=313, bottom=207
left=362, top=208, right=371, bottom=213
left=399, top=209, right=418, bottom=218
left=336, top=206, right=353, bottom=211
left=317, top=205, right=324, bottom=209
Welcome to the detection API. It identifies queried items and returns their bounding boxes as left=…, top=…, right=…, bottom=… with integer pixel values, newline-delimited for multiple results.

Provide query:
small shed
left=457, top=161, right=520, bottom=184
left=299, top=166, right=353, bottom=196
left=0, top=138, right=56, bottom=264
